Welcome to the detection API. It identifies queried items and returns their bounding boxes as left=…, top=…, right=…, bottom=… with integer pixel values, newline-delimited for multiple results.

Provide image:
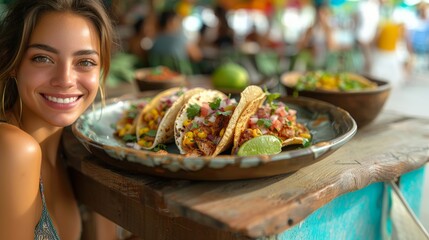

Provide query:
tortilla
left=174, top=85, right=265, bottom=157
left=135, top=87, right=205, bottom=150
left=232, top=92, right=312, bottom=154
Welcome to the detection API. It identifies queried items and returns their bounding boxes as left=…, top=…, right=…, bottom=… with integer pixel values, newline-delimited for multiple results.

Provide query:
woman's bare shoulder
left=0, top=123, right=42, bottom=170
left=0, top=123, right=42, bottom=238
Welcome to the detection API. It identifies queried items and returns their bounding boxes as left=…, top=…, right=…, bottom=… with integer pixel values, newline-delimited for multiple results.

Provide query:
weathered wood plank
left=70, top=169, right=251, bottom=240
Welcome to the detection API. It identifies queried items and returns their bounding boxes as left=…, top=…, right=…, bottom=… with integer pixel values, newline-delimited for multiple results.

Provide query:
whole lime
left=212, top=63, right=249, bottom=90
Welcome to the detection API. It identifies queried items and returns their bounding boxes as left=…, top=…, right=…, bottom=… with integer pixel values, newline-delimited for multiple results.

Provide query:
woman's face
left=16, top=11, right=101, bottom=127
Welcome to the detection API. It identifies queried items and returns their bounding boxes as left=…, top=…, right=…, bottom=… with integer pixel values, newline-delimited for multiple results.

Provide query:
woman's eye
left=32, top=56, right=53, bottom=63
left=78, top=59, right=97, bottom=67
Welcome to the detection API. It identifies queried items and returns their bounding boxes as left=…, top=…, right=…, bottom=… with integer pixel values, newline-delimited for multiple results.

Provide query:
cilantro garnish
left=145, top=129, right=157, bottom=137
left=209, top=97, right=221, bottom=110
left=266, top=92, right=280, bottom=103
left=270, top=102, right=279, bottom=113
left=122, top=134, right=137, bottom=142
left=302, top=138, right=311, bottom=148
left=187, top=104, right=200, bottom=119
left=128, top=104, right=137, bottom=111
left=217, top=110, right=232, bottom=116
left=177, top=87, right=185, bottom=96
left=264, top=87, right=281, bottom=110
left=152, top=144, right=167, bottom=152
left=257, top=119, right=272, bottom=128
left=191, top=122, right=199, bottom=129
left=127, top=111, right=138, bottom=119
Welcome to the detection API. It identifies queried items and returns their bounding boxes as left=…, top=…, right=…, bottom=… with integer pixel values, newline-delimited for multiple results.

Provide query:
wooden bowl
left=280, top=72, right=391, bottom=128
left=134, top=66, right=187, bottom=91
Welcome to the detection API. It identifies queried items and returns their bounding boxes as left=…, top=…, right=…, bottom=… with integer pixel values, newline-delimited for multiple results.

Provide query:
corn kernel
left=183, top=119, right=192, bottom=127
left=138, top=139, right=146, bottom=146
left=185, top=131, right=194, bottom=138
left=151, top=109, right=159, bottom=119
left=139, top=127, right=149, bottom=136
left=219, top=128, right=225, bottom=137
left=148, top=120, right=155, bottom=129
left=124, top=123, right=132, bottom=130
left=252, top=128, right=262, bottom=137
left=183, top=137, right=194, bottom=146
left=197, top=131, right=207, bottom=139
left=300, top=133, right=311, bottom=139
left=118, top=128, right=127, bottom=137
left=143, top=113, right=151, bottom=122
left=224, top=105, right=235, bottom=111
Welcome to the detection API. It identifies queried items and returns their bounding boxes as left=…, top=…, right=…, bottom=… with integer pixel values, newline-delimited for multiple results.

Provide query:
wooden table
left=63, top=105, right=429, bottom=239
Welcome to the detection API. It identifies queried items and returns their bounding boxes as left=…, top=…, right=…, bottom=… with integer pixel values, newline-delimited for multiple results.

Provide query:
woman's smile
left=41, top=93, right=82, bottom=110
left=44, top=95, right=79, bottom=104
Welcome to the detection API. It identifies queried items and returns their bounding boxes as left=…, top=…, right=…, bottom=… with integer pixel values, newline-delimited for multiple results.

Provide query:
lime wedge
left=237, top=135, right=282, bottom=156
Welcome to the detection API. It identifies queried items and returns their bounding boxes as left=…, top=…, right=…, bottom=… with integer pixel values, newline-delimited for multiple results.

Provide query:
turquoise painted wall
left=280, top=183, right=384, bottom=240
left=275, top=167, right=425, bottom=240
left=400, top=167, right=425, bottom=217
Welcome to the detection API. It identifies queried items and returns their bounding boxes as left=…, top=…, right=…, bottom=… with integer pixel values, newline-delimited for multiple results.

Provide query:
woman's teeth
left=45, top=95, right=78, bottom=104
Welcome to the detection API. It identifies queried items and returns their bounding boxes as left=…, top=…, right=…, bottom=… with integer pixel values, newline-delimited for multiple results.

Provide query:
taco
left=232, top=91, right=312, bottom=155
left=135, top=87, right=205, bottom=150
left=114, top=99, right=149, bottom=139
left=174, top=86, right=264, bottom=157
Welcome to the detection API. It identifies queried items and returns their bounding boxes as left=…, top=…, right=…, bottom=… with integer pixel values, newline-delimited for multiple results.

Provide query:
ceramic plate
left=72, top=95, right=357, bottom=180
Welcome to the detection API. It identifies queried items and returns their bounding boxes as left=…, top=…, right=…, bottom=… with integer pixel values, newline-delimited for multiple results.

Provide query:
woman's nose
left=50, top=62, right=75, bottom=88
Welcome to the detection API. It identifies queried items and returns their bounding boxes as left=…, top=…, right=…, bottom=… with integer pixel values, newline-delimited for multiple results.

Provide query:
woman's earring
left=1, top=77, right=22, bottom=123
left=13, top=77, right=23, bottom=122
left=1, top=81, right=7, bottom=117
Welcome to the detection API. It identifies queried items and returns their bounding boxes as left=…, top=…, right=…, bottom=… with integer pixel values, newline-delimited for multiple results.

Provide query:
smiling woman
left=20, top=12, right=101, bottom=127
left=0, top=0, right=116, bottom=239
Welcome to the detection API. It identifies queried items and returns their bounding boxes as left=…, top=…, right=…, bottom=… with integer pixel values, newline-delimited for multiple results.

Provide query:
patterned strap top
left=34, top=179, right=61, bottom=240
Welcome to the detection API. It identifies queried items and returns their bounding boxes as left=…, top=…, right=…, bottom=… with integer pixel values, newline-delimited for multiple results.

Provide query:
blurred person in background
left=213, top=5, right=235, bottom=50
left=128, top=15, right=156, bottom=66
left=296, top=1, right=361, bottom=72
left=370, top=4, right=410, bottom=88
left=295, top=2, right=335, bottom=71
left=148, top=9, right=202, bottom=74
left=406, top=2, right=429, bottom=71
left=355, top=0, right=382, bottom=74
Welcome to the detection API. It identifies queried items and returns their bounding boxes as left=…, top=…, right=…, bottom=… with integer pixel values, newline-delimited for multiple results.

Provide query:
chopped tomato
left=275, top=107, right=288, bottom=117
left=200, top=103, right=210, bottom=117
left=271, top=119, right=283, bottom=132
